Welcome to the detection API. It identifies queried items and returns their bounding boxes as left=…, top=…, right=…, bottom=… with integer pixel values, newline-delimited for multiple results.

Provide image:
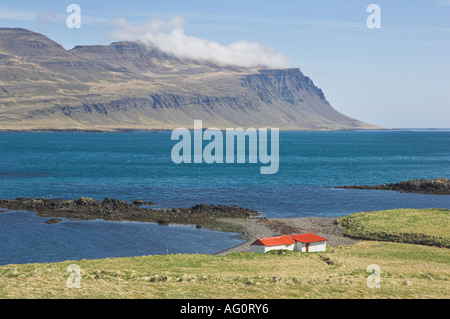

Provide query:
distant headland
left=336, top=177, right=450, bottom=195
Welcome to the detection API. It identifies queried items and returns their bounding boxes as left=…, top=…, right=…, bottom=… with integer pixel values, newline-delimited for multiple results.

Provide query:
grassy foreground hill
left=0, top=208, right=448, bottom=299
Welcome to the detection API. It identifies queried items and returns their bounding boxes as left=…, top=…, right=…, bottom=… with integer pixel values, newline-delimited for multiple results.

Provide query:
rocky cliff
left=0, top=28, right=380, bottom=131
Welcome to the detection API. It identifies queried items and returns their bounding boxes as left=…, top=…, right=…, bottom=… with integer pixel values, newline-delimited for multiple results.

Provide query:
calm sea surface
left=1, top=130, right=449, bottom=265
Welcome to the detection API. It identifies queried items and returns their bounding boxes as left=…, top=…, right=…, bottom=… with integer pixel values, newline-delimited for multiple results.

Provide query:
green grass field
left=338, top=208, right=450, bottom=247
left=0, top=208, right=449, bottom=299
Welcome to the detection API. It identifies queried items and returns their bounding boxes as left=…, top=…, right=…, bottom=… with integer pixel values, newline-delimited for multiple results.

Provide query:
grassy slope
left=0, top=209, right=449, bottom=299
left=338, top=208, right=450, bottom=248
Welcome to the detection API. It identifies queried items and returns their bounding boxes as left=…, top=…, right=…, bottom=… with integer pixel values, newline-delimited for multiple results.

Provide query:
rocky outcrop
left=44, top=218, right=63, bottom=224
left=0, top=197, right=259, bottom=226
left=336, top=178, right=450, bottom=195
left=0, top=28, right=381, bottom=131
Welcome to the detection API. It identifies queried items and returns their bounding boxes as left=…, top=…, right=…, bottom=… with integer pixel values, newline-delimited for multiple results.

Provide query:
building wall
left=294, top=242, right=306, bottom=252
left=250, top=241, right=327, bottom=253
left=308, top=241, right=327, bottom=252
left=249, top=245, right=266, bottom=253
left=294, top=241, right=326, bottom=252
left=250, top=244, right=294, bottom=253
left=265, top=244, right=294, bottom=252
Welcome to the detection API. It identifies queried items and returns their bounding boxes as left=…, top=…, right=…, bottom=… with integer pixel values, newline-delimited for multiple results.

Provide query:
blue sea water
left=0, top=130, right=449, bottom=265
left=0, top=210, right=244, bottom=265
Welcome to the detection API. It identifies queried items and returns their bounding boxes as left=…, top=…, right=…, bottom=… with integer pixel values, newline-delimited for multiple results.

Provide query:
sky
left=0, top=0, right=449, bottom=128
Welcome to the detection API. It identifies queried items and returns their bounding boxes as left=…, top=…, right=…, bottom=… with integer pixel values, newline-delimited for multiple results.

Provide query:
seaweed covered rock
left=0, top=197, right=259, bottom=227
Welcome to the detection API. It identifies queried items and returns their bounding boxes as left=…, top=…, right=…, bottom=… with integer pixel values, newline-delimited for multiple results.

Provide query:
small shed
left=250, top=233, right=327, bottom=253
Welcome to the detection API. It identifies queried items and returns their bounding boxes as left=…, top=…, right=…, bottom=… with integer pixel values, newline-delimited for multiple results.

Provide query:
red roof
left=251, top=235, right=295, bottom=247
left=251, top=233, right=327, bottom=247
left=289, top=233, right=327, bottom=243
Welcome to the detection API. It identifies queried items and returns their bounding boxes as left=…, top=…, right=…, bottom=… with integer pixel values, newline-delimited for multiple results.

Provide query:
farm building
left=249, top=233, right=327, bottom=253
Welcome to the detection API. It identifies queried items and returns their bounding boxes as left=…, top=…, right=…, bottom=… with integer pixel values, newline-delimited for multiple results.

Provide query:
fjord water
left=1, top=130, right=449, bottom=265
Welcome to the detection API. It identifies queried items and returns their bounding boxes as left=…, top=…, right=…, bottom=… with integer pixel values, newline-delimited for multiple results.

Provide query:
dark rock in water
left=157, top=219, right=170, bottom=225
left=0, top=196, right=259, bottom=228
left=132, top=199, right=144, bottom=206
left=74, top=197, right=100, bottom=206
left=191, top=204, right=210, bottom=211
left=336, top=177, right=450, bottom=195
left=44, top=217, right=62, bottom=224
left=102, top=198, right=127, bottom=206
left=133, top=199, right=156, bottom=206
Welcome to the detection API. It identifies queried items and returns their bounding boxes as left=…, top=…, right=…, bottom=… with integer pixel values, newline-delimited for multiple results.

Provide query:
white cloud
left=0, top=6, right=37, bottom=21
left=436, top=0, right=450, bottom=5
left=35, top=9, right=59, bottom=26
left=110, top=16, right=291, bottom=68
left=0, top=5, right=106, bottom=26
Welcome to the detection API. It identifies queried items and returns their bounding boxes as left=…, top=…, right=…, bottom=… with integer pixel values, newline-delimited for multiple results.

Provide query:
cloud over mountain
left=110, top=16, right=291, bottom=68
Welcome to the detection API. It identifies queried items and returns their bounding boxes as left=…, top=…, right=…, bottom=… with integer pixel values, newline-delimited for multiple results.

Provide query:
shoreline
left=215, top=216, right=358, bottom=255
left=0, top=197, right=259, bottom=228
left=0, top=127, right=390, bottom=133
left=0, top=197, right=359, bottom=260
left=0, top=208, right=358, bottom=266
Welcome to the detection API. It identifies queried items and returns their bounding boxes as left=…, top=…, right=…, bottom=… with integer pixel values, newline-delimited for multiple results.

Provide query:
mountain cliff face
left=0, top=28, right=379, bottom=131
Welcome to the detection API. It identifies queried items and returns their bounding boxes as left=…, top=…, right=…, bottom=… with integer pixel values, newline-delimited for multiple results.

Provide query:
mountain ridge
left=0, top=28, right=382, bottom=131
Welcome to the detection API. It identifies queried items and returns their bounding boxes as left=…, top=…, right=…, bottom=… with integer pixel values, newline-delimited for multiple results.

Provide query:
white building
left=250, top=233, right=327, bottom=253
